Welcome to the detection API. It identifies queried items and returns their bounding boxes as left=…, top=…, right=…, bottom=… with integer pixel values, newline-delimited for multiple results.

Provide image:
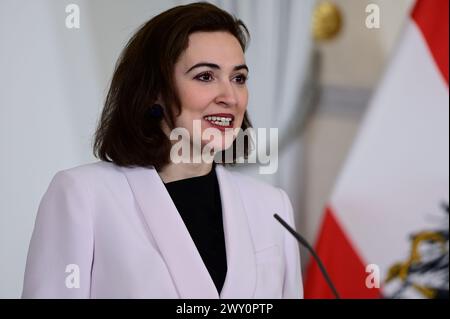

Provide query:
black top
left=163, top=164, right=227, bottom=294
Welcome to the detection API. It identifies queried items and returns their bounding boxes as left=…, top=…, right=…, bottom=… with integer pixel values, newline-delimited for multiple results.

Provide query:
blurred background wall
left=0, top=0, right=413, bottom=298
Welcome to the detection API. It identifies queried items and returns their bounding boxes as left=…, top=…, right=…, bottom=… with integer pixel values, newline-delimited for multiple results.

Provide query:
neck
left=157, top=162, right=214, bottom=184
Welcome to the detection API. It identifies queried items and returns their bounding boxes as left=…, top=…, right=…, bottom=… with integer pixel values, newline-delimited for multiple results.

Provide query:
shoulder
left=39, top=161, right=133, bottom=222
left=43, top=161, right=129, bottom=201
left=55, top=161, right=121, bottom=179
left=50, top=161, right=124, bottom=185
left=35, top=163, right=120, bottom=227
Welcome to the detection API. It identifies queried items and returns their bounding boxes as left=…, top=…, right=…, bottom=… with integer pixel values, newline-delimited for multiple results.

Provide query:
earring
left=147, top=104, right=164, bottom=119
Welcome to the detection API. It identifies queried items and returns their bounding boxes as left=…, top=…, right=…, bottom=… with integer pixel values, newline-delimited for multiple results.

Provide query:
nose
left=215, top=80, right=238, bottom=107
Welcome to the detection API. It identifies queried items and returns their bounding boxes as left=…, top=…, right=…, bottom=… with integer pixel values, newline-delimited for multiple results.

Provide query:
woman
left=22, top=2, right=302, bottom=299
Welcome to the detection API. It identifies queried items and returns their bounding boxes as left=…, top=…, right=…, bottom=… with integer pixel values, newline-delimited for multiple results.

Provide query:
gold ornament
left=312, top=1, right=343, bottom=41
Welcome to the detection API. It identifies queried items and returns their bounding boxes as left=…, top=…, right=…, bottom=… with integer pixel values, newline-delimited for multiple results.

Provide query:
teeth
left=204, top=116, right=233, bottom=126
left=212, top=121, right=230, bottom=127
left=204, top=116, right=233, bottom=127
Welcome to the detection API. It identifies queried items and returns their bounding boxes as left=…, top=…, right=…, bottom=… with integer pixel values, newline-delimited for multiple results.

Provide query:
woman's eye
left=194, top=72, right=248, bottom=84
left=195, top=72, right=214, bottom=82
left=234, top=74, right=248, bottom=84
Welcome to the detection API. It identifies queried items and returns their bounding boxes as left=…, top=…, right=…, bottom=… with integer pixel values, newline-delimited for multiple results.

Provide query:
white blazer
left=22, top=161, right=303, bottom=299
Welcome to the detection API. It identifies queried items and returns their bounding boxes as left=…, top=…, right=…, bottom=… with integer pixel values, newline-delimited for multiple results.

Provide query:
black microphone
left=274, top=213, right=340, bottom=299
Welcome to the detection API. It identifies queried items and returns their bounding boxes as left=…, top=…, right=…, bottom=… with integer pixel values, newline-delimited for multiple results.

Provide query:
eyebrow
left=185, top=62, right=249, bottom=74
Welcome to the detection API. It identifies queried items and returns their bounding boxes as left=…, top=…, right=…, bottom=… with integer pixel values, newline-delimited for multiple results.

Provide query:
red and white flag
left=305, top=0, right=449, bottom=299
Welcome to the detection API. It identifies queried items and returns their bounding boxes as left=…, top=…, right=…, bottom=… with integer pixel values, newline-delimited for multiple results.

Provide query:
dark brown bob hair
left=93, top=2, right=252, bottom=170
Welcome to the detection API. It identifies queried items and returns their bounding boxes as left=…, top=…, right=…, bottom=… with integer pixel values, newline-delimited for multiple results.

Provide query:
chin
left=201, top=141, right=229, bottom=153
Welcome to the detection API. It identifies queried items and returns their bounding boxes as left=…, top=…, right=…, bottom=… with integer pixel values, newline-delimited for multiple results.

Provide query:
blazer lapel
left=216, top=165, right=257, bottom=298
left=121, top=165, right=218, bottom=298
left=121, top=164, right=257, bottom=299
